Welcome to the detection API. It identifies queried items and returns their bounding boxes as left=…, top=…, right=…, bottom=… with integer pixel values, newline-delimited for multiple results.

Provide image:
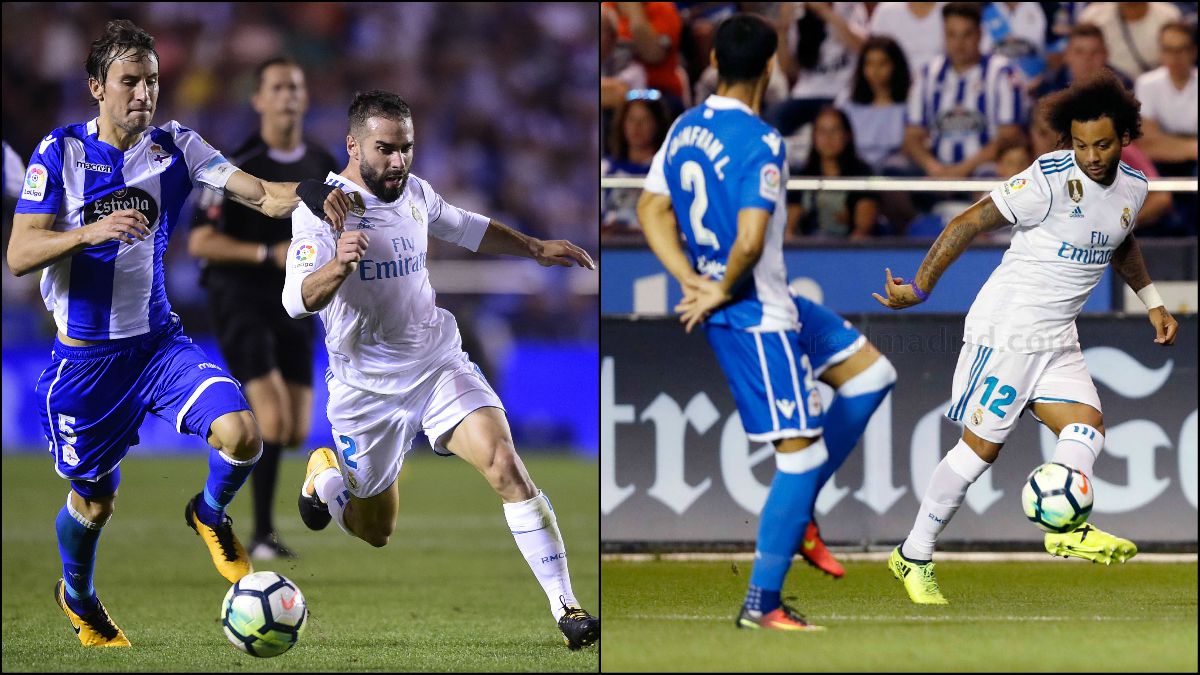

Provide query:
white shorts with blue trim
left=324, top=350, right=504, bottom=498
left=705, top=324, right=824, bottom=443
left=946, top=342, right=1102, bottom=443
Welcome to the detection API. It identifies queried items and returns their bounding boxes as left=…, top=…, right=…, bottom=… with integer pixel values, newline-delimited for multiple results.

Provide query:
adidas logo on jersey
left=1069, top=206, right=1084, bottom=218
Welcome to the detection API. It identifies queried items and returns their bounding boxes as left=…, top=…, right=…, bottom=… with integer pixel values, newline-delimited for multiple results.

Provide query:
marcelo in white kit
left=282, top=91, right=599, bottom=649
left=874, top=71, right=1180, bottom=604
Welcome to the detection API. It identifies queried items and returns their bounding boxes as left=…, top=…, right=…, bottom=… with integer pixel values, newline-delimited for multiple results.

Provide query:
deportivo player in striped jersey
left=7, top=20, right=351, bottom=647
left=875, top=71, right=1179, bottom=605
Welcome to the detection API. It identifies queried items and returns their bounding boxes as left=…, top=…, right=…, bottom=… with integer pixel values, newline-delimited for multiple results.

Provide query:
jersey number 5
left=680, top=161, right=719, bottom=251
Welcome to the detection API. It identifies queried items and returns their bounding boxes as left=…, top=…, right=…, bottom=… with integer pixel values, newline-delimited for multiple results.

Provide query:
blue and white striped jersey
left=15, top=118, right=234, bottom=340
left=907, top=54, right=1022, bottom=165
left=644, top=95, right=796, bottom=331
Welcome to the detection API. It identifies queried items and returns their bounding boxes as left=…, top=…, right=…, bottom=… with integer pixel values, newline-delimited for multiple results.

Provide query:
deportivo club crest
left=1120, top=206, right=1133, bottom=229
left=148, top=143, right=171, bottom=166
left=1067, top=179, right=1083, bottom=203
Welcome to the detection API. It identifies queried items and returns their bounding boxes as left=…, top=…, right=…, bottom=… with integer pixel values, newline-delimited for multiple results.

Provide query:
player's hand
left=676, top=277, right=729, bottom=333
left=872, top=267, right=924, bottom=310
left=297, top=180, right=354, bottom=233
left=336, top=230, right=369, bottom=274
left=1149, top=306, right=1178, bottom=345
left=532, top=239, right=595, bottom=270
left=82, top=208, right=152, bottom=246
left=270, top=241, right=290, bottom=269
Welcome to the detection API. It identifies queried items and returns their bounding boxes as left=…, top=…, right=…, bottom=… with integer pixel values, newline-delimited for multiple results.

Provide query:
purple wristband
left=912, top=282, right=930, bottom=302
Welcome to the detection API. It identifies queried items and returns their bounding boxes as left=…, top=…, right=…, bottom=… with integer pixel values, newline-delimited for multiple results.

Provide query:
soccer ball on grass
left=1021, top=462, right=1093, bottom=533
left=221, top=571, right=307, bottom=657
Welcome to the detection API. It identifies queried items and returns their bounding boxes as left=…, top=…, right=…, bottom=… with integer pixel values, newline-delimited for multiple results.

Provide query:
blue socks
left=816, top=382, right=894, bottom=490
left=745, top=440, right=828, bottom=613
left=56, top=498, right=102, bottom=615
left=196, top=446, right=260, bottom=526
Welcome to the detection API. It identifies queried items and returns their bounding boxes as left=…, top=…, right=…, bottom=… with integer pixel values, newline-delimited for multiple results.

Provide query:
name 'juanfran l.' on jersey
left=283, top=172, right=490, bottom=395
left=15, top=118, right=236, bottom=340
left=644, top=95, right=796, bottom=331
left=974, top=150, right=1149, bottom=352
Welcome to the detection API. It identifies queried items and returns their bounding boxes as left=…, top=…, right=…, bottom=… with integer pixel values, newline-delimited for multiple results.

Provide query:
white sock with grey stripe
left=504, top=491, right=578, bottom=621
left=314, top=469, right=352, bottom=536
left=902, top=440, right=992, bottom=561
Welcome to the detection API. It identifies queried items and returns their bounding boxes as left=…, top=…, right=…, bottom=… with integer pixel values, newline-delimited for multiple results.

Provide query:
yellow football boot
left=55, top=579, right=130, bottom=647
left=1045, top=522, right=1137, bottom=564
left=299, top=447, right=340, bottom=530
left=888, top=547, right=949, bottom=605
left=184, top=492, right=252, bottom=583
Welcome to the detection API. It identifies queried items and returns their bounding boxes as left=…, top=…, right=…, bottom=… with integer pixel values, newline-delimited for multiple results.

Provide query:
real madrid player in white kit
left=284, top=91, right=599, bottom=650
left=874, top=72, right=1180, bottom=604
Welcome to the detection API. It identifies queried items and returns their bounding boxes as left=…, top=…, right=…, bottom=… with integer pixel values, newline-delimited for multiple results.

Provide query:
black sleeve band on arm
left=296, top=179, right=335, bottom=220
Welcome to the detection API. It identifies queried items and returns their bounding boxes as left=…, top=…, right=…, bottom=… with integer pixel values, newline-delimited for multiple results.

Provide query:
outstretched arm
left=476, top=219, right=595, bottom=269
left=1112, top=234, right=1178, bottom=345
left=873, top=195, right=1010, bottom=309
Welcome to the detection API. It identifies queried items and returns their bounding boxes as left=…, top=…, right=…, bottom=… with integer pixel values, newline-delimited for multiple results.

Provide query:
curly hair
left=86, top=20, right=158, bottom=92
left=1044, top=70, right=1142, bottom=145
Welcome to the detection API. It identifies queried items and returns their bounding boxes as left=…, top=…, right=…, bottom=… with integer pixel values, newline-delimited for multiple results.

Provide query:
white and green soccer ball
left=221, top=571, right=307, bottom=657
left=1021, top=462, right=1094, bottom=533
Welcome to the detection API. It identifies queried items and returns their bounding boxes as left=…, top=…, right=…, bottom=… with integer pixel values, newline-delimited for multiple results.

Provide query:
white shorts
left=325, top=352, right=504, bottom=498
left=945, top=342, right=1102, bottom=444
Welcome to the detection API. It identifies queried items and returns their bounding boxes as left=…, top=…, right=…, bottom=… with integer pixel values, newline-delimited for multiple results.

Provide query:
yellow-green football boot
left=888, top=547, right=949, bottom=605
left=1045, top=522, right=1137, bottom=564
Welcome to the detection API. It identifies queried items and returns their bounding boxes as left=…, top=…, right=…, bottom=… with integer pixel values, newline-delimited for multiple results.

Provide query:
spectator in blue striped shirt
left=902, top=2, right=1024, bottom=179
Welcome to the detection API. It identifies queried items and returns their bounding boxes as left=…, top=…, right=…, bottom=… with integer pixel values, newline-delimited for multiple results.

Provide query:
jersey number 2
left=680, top=161, right=719, bottom=250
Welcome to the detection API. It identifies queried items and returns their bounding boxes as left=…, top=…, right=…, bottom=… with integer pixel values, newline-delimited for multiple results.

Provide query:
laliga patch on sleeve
left=1001, top=177, right=1028, bottom=197
left=759, top=163, right=781, bottom=202
left=21, top=163, right=48, bottom=202
left=199, top=156, right=237, bottom=189
left=288, top=240, right=319, bottom=274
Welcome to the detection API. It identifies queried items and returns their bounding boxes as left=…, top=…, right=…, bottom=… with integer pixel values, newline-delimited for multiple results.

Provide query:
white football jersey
left=283, top=171, right=490, bottom=394
left=971, top=150, right=1148, bottom=352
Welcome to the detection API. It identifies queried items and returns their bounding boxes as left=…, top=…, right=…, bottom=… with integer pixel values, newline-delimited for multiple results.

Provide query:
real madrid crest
left=411, top=203, right=424, bottom=226
left=1067, top=179, right=1083, bottom=203
left=347, top=191, right=366, bottom=216
left=970, top=408, right=984, bottom=426
left=1120, top=206, right=1132, bottom=229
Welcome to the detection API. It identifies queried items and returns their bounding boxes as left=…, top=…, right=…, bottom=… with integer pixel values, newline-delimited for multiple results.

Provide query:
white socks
left=504, top=491, right=578, bottom=621
left=314, top=469, right=352, bottom=536
left=1052, top=424, right=1103, bottom=480
left=902, top=440, right=992, bottom=562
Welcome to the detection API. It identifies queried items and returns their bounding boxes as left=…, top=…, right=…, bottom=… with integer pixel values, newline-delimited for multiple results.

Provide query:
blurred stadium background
left=600, top=1, right=1197, bottom=551
left=2, top=2, right=599, bottom=457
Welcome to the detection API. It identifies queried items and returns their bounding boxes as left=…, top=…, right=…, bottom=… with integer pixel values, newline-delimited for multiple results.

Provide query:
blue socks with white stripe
left=504, top=491, right=578, bottom=621
left=195, top=447, right=261, bottom=526
left=745, top=439, right=828, bottom=613
left=816, top=358, right=897, bottom=490
left=56, top=494, right=103, bottom=615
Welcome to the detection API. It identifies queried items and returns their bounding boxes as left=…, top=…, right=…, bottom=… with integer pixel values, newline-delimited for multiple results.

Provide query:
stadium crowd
left=2, top=3, right=599, bottom=350
left=602, top=1, right=1198, bottom=239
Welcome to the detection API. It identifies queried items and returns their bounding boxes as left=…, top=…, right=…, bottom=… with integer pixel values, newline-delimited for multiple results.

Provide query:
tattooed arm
left=872, top=196, right=1011, bottom=309
left=1112, top=234, right=1179, bottom=345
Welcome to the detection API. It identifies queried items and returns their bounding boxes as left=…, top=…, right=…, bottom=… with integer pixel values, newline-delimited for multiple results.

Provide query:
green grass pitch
left=1, top=452, right=598, bottom=672
left=603, top=557, right=1197, bottom=672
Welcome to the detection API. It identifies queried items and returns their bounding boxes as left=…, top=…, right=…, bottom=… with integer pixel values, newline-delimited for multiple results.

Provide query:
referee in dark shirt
left=188, top=57, right=336, bottom=559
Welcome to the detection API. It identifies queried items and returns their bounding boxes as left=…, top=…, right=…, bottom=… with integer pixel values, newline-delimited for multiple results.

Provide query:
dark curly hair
left=1044, top=70, right=1142, bottom=145
left=86, top=20, right=158, bottom=94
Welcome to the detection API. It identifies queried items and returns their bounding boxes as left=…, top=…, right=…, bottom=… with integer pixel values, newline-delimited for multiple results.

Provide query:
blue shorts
left=793, top=294, right=866, bottom=377
left=704, top=324, right=824, bottom=442
left=35, top=315, right=250, bottom=494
